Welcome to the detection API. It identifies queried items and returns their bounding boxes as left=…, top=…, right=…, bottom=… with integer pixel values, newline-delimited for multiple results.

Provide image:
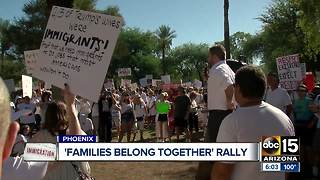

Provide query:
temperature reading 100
left=283, top=164, right=296, bottom=170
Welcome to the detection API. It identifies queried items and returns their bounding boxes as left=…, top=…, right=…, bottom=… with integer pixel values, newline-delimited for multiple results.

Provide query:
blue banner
left=57, top=135, right=97, bottom=143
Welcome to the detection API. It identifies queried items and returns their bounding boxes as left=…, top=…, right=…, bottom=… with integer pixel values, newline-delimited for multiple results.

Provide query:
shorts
left=121, top=112, right=134, bottom=123
left=135, top=117, right=144, bottom=131
left=158, top=114, right=168, bottom=122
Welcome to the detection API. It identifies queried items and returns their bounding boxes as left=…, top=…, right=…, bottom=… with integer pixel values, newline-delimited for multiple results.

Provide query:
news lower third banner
left=24, top=143, right=259, bottom=161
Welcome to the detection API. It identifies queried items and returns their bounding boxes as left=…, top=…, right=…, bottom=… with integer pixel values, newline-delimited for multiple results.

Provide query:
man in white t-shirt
left=206, top=45, right=235, bottom=143
left=197, top=45, right=235, bottom=180
left=212, top=66, right=295, bottom=180
left=265, top=73, right=293, bottom=116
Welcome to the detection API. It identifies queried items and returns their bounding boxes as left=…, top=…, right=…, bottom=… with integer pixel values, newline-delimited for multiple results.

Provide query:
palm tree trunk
left=224, top=0, right=231, bottom=59
left=162, top=47, right=166, bottom=74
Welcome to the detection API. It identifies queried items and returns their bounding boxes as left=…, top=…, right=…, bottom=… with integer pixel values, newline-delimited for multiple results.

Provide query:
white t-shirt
left=134, top=102, right=146, bottom=118
left=207, top=61, right=235, bottom=110
left=217, top=102, right=295, bottom=180
left=2, top=156, right=48, bottom=180
left=265, top=87, right=292, bottom=113
left=17, top=103, right=36, bottom=124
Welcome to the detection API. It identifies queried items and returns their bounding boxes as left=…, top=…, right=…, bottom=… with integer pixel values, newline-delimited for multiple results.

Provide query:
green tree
left=169, top=43, right=208, bottom=82
left=73, top=0, right=96, bottom=11
left=242, top=0, right=307, bottom=72
left=107, top=28, right=160, bottom=82
left=155, top=25, right=176, bottom=74
left=293, top=0, right=320, bottom=56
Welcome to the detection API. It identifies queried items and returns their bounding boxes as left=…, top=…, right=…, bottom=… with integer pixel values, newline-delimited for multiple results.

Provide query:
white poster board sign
left=104, top=79, right=114, bottom=89
left=4, top=79, right=15, bottom=93
left=121, top=79, right=131, bottom=87
left=22, top=75, right=33, bottom=98
left=35, top=6, right=123, bottom=102
left=139, top=78, right=148, bottom=87
left=24, top=49, right=40, bottom=75
left=118, top=68, right=131, bottom=77
left=161, top=75, right=171, bottom=84
left=276, top=54, right=302, bottom=90
left=152, top=79, right=162, bottom=87
left=194, top=79, right=203, bottom=89
left=131, top=83, right=138, bottom=90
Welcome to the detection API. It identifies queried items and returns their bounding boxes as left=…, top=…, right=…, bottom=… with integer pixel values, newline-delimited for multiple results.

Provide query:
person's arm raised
left=63, top=84, right=86, bottom=135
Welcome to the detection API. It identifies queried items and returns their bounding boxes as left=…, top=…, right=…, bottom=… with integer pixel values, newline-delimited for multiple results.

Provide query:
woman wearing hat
left=155, top=92, right=171, bottom=142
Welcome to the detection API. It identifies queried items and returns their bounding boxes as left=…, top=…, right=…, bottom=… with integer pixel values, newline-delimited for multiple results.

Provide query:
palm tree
left=155, top=25, right=176, bottom=74
left=224, top=0, right=231, bottom=59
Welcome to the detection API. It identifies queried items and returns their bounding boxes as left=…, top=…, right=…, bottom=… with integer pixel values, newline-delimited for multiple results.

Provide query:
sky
left=0, top=0, right=271, bottom=47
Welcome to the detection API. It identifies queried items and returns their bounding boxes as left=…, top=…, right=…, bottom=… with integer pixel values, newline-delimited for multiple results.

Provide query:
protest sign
left=24, top=49, right=40, bottom=75
left=4, top=79, right=15, bottom=93
left=276, top=54, right=302, bottom=90
left=104, top=79, right=114, bottom=89
left=152, top=79, right=162, bottom=87
left=121, top=79, right=131, bottom=87
left=118, top=68, right=131, bottom=77
left=139, top=78, right=148, bottom=87
left=161, top=75, right=171, bottom=84
left=36, top=6, right=123, bottom=102
left=131, top=83, right=138, bottom=90
left=22, top=75, right=33, bottom=98
left=160, top=83, right=180, bottom=90
left=194, top=79, right=203, bottom=89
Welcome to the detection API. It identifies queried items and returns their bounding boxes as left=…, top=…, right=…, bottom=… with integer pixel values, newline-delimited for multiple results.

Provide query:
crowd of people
left=0, top=45, right=319, bottom=180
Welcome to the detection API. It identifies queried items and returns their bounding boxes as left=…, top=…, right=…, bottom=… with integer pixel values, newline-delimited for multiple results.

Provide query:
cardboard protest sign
left=22, top=75, right=33, bottom=98
left=36, top=6, right=123, bottom=102
left=118, top=68, right=131, bottom=77
left=104, top=79, right=114, bottom=89
left=121, top=79, right=131, bottom=87
left=139, top=78, right=148, bottom=87
left=161, top=75, right=171, bottom=84
left=4, top=79, right=15, bottom=93
left=24, top=50, right=40, bottom=75
left=276, top=54, right=302, bottom=90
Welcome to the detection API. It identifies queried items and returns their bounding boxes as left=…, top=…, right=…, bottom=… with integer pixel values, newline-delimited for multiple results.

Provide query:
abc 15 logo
left=261, top=136, right=299, bottom=156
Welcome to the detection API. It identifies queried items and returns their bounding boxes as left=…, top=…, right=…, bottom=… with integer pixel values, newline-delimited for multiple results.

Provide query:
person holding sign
left=31, top=84, right=92, bottom=180
left=155, top=92, right=171, bottom=142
